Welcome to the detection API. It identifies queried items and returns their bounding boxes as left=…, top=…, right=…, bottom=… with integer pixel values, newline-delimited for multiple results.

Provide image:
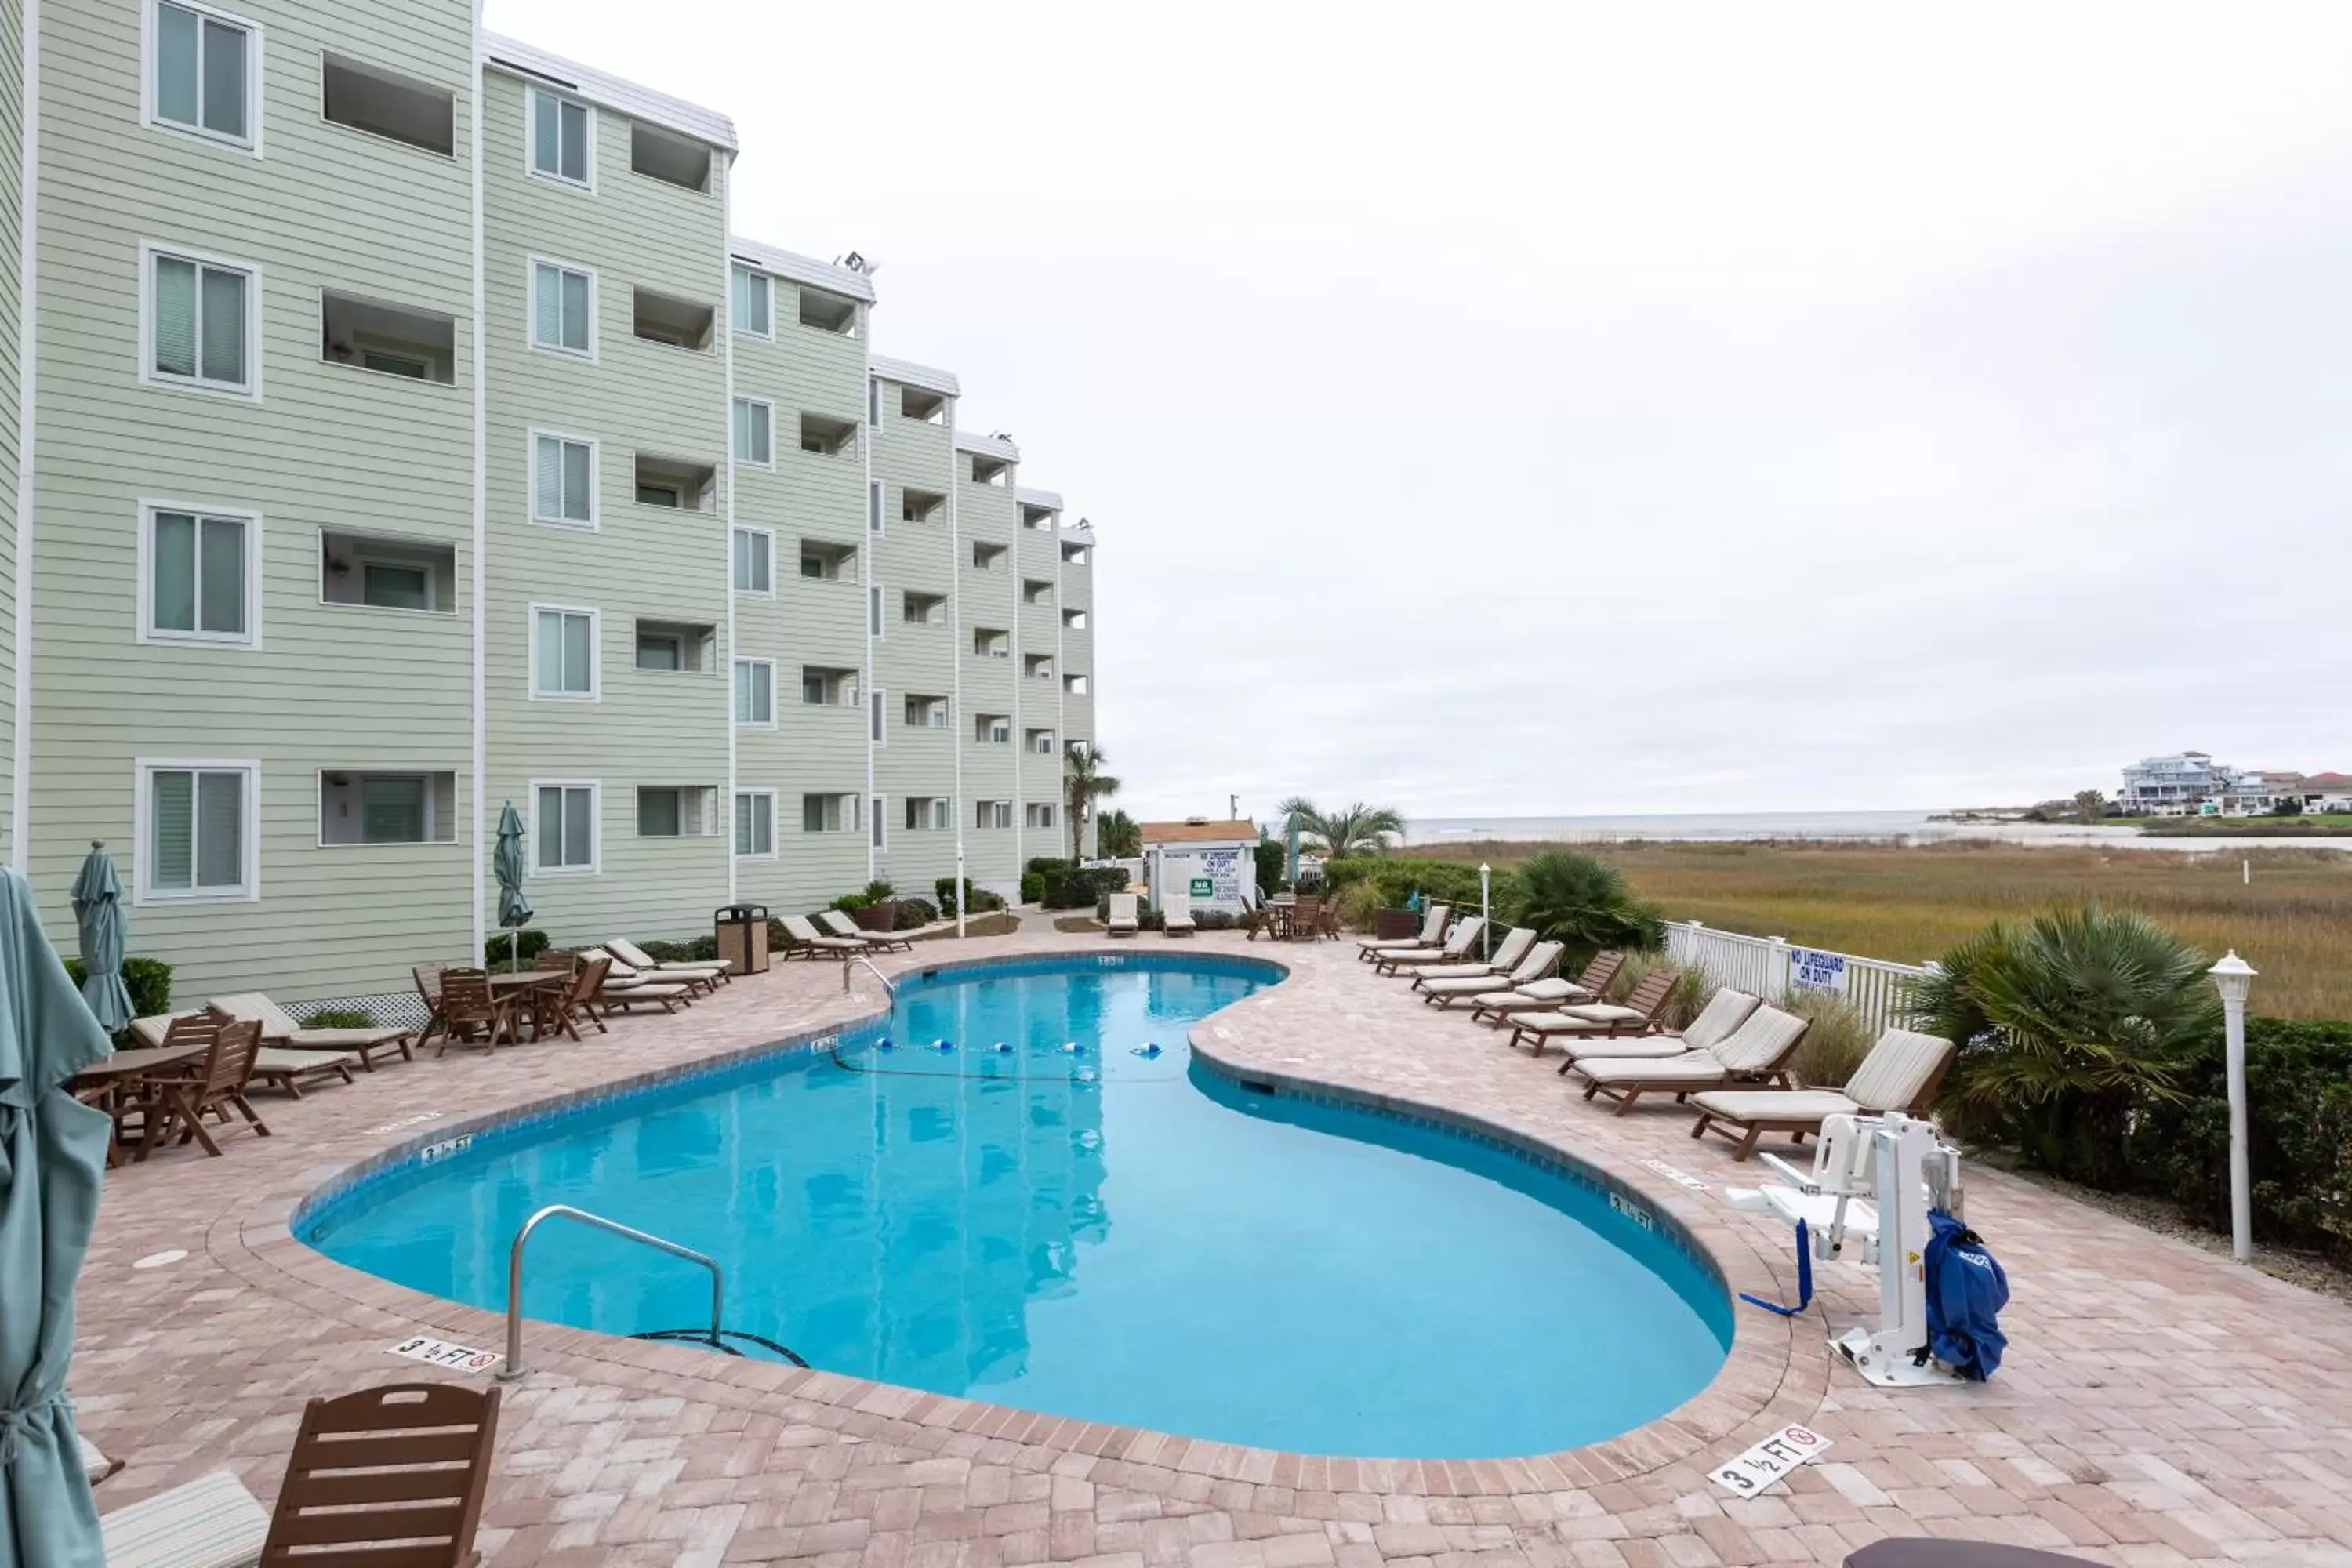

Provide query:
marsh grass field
left=1449, top=838, right=2352, bottom=1019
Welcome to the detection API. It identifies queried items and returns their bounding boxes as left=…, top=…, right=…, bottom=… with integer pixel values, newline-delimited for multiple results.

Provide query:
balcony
left=320, top=292, right=456, bottom=384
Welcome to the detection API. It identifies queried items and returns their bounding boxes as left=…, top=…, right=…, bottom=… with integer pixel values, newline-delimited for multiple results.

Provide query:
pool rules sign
left=1710, top=1424, right=1831, bottom=1495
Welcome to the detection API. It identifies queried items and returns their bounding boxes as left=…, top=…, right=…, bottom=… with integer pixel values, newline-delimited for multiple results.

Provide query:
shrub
left=64, top=955, right=173, bottom=1021
left=1322, top=856, right=1491, bottom=913
left=1780, top=989, right=1875, bottom=1088
left=893, top=898, right=938, bottom=931
left=1334, top=880, right=1384, bottom=931
left=1043, top=866, right=1126, bottom=909
left=486, top=928, right=549, bottom=966
left=1020, top=871, right=1046, bottom=905
left=1254, top=837, right=1287, bottom=898
left=1914, top=905, right=2220, bottom=1186
left=934, top=877, right=1004, bottom=917
left=1603, top=954, right=1708, bottom=1028
left=1196, top=909, right=1243, bottom=932
left=1025, top=857, right=1074, bottom=877
left=641, top=936, right=720, bottom=964
left=302, top=1007, right=376, bottom=1029
left=1506, top=851, right=1664, bottom=964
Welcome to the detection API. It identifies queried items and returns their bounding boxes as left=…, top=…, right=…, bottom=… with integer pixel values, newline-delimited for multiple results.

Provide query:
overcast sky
left=490, top=0, right=2352, bottom=824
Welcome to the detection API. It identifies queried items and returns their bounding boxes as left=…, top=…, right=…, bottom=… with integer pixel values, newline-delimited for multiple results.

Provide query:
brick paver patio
left=68, top=935, right=2352, bottom=1566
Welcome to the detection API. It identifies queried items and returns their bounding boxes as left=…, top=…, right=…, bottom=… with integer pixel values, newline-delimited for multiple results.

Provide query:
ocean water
left=1407, top=809, right=2352, bottom=852
left=299, top=958, right=1730, bottom=1458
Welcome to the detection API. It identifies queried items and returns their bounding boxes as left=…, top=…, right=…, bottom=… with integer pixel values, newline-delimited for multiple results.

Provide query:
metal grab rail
left=842, top=956, right=898, bottom=998
left=498, top=1204, right=723, bottom=1381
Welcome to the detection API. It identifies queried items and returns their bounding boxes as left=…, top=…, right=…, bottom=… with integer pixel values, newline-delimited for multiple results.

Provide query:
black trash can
left=715, top=903, right=771, bottom=975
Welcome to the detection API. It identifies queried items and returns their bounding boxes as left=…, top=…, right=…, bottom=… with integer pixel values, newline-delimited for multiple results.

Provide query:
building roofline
left=1015, top=487, right=1064, bottom=513
left=481, top=34, right=738, bottom=153
left=727, top=237, right=877, bottom=304
left=869, top=354, right=960, bottom=397
left=955, top=430, right=1019, bottom=462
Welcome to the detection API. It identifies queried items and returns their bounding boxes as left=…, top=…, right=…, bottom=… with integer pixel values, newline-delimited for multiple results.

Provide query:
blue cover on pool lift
left=1924, top=1209, right=2008, bottom=1380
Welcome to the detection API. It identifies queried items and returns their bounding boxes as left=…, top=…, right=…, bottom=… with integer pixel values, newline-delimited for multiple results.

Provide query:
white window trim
left=524, top=254, right=598, bottom=361
left=523, top=85, right=596, bottom=192
left=528, top=777, right=602, bottom=875
left=526, top=427, right=599, bottom=532
left=137, top=240, right=263, bottom=401
left=733, top=395, right=775, bottom=469
left=731, top=524, right=775, bottom=597
left=731, top=266, right=774, bottom=342
left=136, top=498, right=263, bottom=649
left=142, top=0, right=265, bottom=157
left=313, top=767, right=459, bottom=849
left=132, top=757, right=262, bottom=906
left=734, top=788, right=777, bottom=858
left=734, top=656, right=777, bottom=728
left=528, top=601, right=601, bottom=702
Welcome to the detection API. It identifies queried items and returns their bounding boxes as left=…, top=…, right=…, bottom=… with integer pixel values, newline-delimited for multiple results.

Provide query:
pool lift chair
left=1726, top=1110, right=1966, bottom=1388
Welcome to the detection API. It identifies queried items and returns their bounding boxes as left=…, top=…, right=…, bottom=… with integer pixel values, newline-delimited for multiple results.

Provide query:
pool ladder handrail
left=498, top=1204, right=723, bottom=1381
left=843, top=955, right=897, bottom=998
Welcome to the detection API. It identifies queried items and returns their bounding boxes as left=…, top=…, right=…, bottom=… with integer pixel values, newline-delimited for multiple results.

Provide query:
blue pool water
left=299, top=956, right=1731, bottom=1457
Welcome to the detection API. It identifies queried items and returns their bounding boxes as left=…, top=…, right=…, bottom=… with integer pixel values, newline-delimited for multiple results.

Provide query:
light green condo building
left=0, top=0, right=1098, bottom=1013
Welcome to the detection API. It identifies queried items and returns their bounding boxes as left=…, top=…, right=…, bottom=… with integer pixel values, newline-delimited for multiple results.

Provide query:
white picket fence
left=1662, top=920, right=1933, bottom=1037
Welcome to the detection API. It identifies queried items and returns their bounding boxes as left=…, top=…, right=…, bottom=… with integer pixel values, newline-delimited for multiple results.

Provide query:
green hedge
left=64, top=955, right=173, bottom=1022
left=2119, top=1018, right=2352, bottom=1256
left=1041, top=866, right=1126, bottom=909
left=486, top=928, right=550, bottom=966
left=1323, top=856, right=1497, bottom=913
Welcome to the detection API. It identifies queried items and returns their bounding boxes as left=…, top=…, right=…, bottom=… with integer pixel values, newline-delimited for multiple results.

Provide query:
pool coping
left=216, top=940, right=1815, bottom=1498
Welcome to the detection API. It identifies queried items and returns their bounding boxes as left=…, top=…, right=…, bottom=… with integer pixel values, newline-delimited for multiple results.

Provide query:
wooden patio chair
left=1289, top=895, right=1321, bottom=941
left=533, top=955, right=611, bottom=1042
left=434, top=968, right=508, bottom=1055
left=412, top=964, right=449, bottom=1052
left=1504, top=967, right=1678, bottom=1058
left=121, top=1015, right=269, bottom=1160
left=259, top=1381, right=501, bottom=1568
left=1318, top=900, right=1342, bottom=940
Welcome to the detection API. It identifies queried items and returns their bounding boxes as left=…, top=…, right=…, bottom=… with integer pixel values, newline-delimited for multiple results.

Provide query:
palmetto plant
left=1096, top=808, right=1142, bottom=859
left=1276, top=798, right=1406, bottom=859
left=1504, top=851, right=1664, bottom=960
left=1064, top=743, right=1121, bottom=861
left=1914, top=905, right=2221, bottom=1184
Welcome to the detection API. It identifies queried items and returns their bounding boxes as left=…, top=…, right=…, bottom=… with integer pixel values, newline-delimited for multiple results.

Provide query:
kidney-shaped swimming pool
left=298, top=954, right=1731, bottom=1457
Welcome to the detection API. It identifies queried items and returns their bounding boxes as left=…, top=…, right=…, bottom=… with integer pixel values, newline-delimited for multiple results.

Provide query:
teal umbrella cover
left=493, top=802, right=535, bottom=971
left=67, top=844, right=131, bottom=1036
left=0, top=864, right=114, bottom=1567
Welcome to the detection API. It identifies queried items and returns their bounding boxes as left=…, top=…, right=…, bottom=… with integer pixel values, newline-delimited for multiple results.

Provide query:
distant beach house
left=2122, top=753, right=2350, bottom=815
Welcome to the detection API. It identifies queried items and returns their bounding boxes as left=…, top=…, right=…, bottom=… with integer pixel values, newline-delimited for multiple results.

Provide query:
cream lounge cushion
left=1106, top=894, right=1141, bottom=933
left=1472, top=976, right=1592, bottom=1010
left=608, top=936, right=732, bottom=975
left=254, top=1045, right=358, bottom=1076
left=1163, top=893, right=1196, bottom=932
left=1421, top=942, right=1563, bottom=997
left=1711, top=1004, right=1810, bottom=1075
left=1580, top=1052, right=1740, bottom=1087
left=100, top=1468, right=269, bottom=1568
left=1414, top=928, right=1536, bottom=982
left=208, top=993, right=405, bottom=1049
left=1356, top=905, right=1450, bottom=953
left=1837, top=1028, right=1958, bottom=1110
left=778, top=917, right=866, bottom=952
left=1507, top=1009, right=1618, bottom=1035
left=1689, top=1087, right=1860, bottom=1124
left=1563, top=989, right=1762, bottom=1062
left=1383, top=919, right=1486, bottom=966
left=1578, top=1005, right=1807, bottom=1087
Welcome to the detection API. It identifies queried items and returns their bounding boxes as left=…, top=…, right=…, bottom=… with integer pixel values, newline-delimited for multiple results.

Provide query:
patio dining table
left=67, top=1043, right=208, bottom=1165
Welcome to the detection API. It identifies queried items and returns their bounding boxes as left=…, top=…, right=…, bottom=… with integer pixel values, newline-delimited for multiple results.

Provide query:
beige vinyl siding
left=481, top=65, right=730, bottom=946
left=0, top=0, right=23, bottom=855
left=729, top=274, right=869, bottom=914
left=867, top=382, right=957, bottom=891
left=959, top=471, right=1020, bottom=886
left=26, top=0, right=477, bottom=1001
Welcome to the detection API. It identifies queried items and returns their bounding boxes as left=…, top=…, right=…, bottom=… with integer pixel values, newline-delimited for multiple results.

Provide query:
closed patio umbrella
left=0, top=864, right=115, bottom=1567
left=67, top=843, right=130, bottom=1036
left=1284, top=812, right=1301, bottom=889
left=494, top=801, right=534, bottom=972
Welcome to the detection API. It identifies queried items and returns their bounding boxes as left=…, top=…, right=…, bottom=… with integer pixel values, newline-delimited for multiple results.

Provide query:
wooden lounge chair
left=583, top=947, right=712, bottom=998
left=1687, top=1027, right=1958, bottom=1160
left=99, top=1381, right=500, bottom=1568
left=1408, top=927, right=1537, bottom=990
left=132, top=1011, right=359, bottom=1099
left=1356, top=903, right=1449, bottom=962
left=1570, top=1003, right=1809, bottom=1115
left=1419, top=940, right=1563, bottom=1007
left=1554, top=987, right=1761, bottom=1065
left=1162, top=891, right=1197, bottom=938
left=817, top=910, right=913, bottom=953
left=1370, top=916, right=1485, bottom=975
left=1504, top=967, right=1675, bottom=1056
left=779, top=914, right=869, bottom=958
left=593, top=964, right=691, bottom=1013
left=1467, top=950, right=1625, bottom=1025
left=207, top=992, right=415, bottom=1071
left=118, top=1016, right=269, bottom=1159
left=608, top=935, right=737, bottom=980
left=1105, top=893, right=1140, bottom=937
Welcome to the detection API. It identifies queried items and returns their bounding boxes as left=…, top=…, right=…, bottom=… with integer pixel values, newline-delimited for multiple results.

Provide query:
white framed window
left=529, top=604, right=598, bottom=700
left=526, top=85, right=593, bottom=188
left=637, top=785, right=715, bottom=837
left=532, top=779, right=600, bottom=873
left=731, top=526, right=773, bottom=594
left=528, top=257, right=595, bottom=357
left=731, top=266, right=771, bottom=338
left=1029, top=729, right=1056, bottom=756
left=734, top=790, right=775, bottom=857
left=904, top=797, right=951, bottom=832
left=869, top=688, right=887, bottom=746
left=145, top=0, right=260, bottom=153
left=868, top=477, right=884, bottom=536
left=528, top=430, right=597, bottom=528
left=138, top=500, right=259, bottom=647
left=141, top=242, right=259, bottom=399
left=1026, top=802, right=1057, bottom=830
left=734, top=658, right=775, bottom=726
left=732, top=397, right=773, bottom=466
left=871, top=796, right=887, bottom=851
left=318, top=770, right=457, bottom=845
left=801, top=793, right=858, bottom=833
left=868, top=583, right=884, bottom=641
left=135, top=759, right=259, bottom=904
left=976, top=799, right=1012, bottom=830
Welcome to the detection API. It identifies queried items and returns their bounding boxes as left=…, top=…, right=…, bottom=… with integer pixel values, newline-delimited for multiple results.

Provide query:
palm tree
left=1276, top=797, right=1406, bottom=860
left=1096, top=808, right=1142, bottom=858
left=1064, top=742, right=1121, bottom=860
left=1504, top=851, right=1664, bottom=958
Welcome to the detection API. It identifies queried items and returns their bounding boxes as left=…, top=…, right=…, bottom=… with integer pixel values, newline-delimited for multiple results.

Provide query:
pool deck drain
left=70, top=933, right=2352, bottom=1566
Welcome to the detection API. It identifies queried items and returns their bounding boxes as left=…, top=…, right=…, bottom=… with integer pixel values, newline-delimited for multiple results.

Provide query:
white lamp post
left=1478, top=862, right=1491, bottom=961
left=2209, top=950, right=2257, bottom=1263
